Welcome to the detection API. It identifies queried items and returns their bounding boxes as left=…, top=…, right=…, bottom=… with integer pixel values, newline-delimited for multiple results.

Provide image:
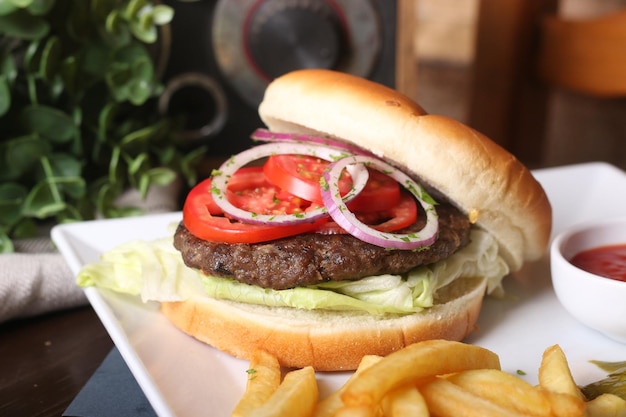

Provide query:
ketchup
left=570, top=244, right=626, bottom=282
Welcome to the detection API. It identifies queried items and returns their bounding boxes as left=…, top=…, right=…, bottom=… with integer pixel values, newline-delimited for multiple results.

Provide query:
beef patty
left=174, top=203, right=471, bottom=290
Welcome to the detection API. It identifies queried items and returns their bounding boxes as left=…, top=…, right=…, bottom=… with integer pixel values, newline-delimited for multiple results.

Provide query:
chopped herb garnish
left=319, top=176, right=329, bottom=191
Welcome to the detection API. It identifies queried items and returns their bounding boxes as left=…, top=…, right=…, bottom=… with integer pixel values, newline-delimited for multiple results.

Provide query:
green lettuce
left=77, top=229, right=509, bottom=315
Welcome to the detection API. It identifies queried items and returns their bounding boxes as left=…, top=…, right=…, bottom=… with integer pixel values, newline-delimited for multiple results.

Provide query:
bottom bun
left=160, top=276, right=487, bottom=371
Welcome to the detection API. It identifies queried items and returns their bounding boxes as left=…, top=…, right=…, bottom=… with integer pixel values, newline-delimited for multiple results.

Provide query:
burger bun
left=161, top=276, right=486, bottom=371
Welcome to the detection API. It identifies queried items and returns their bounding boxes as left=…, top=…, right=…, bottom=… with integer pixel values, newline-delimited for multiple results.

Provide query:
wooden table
left=0, top=306, right=114, bottom=417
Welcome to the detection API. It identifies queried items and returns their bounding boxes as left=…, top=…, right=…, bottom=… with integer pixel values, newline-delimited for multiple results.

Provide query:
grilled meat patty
left=174, top=203, right=471, bottom=290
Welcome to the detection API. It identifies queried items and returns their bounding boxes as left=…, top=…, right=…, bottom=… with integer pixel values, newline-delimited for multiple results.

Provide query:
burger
left=79, top=69, right=552, bottom=371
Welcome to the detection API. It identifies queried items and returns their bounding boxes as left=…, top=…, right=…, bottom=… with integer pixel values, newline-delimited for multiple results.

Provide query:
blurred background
left=160, top=0, right=626, bottom=171
left=415, top=0, right=626, bottom=170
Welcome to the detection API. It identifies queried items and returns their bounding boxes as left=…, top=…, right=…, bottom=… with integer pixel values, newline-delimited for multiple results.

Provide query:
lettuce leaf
left=77, top=229, right=509, bottom=315
left=77, top=237, right=206, bottom=302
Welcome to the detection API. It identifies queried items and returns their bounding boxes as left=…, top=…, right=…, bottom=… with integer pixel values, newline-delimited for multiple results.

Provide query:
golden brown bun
left=258, top=69, right=552, bottom=271
left=161, top=276, right=486, bottom=371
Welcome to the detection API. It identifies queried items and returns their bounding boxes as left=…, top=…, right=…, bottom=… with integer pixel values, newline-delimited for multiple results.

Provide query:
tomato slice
left=346, top=169, right=401, bottom=212
left=263, top=154, right=353, bottom=203
left=316, top=191, right=418, bottom=235
left=372, top=191, right=419, bottom=232
left=225, top=167, right=309, bottom=216
left=182, top=168, right=325, bottom=244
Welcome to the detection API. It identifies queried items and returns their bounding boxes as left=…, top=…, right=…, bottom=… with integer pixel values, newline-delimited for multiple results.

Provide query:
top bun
left=259, top=69, right=552, bottom=271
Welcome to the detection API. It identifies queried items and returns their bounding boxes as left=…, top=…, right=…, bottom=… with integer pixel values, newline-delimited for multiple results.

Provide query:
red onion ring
left=211, top=143, right=369, bottom=226
left=320, top=155, right=439, bottom=250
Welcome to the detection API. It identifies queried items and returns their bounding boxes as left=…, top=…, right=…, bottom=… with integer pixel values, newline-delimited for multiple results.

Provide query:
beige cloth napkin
left=0, top=181, right=181, bottom=323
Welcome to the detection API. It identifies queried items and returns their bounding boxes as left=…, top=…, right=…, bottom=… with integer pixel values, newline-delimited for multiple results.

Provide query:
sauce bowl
left=550, top=217, right=626, bottom=344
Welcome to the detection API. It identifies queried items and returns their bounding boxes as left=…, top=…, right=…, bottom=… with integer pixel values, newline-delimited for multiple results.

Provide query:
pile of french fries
left=231, top=340, right=626, bottom=417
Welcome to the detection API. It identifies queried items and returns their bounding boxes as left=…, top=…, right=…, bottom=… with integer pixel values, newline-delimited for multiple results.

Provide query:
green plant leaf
left=65, top=0, right=94, bottom=42
left=152, top=5, right=173, bottom=25
left=131, top=55, right=152, bottom=80
left=112, top=41, right=152, bottom=67
left=88, top=0, right=110, bottom=21
left=128, top=79, right=151, bottom=104
left=0, top=9, right=49, bottom=40
left=106, top=63, right=132, bottom=102
left=147, top=166, right=176, bottom=186
left=0, top=232, right=15, bottom=253
left=27, top=0, right=55, bottom=16
left=128, top=152, right=148, bottom=176
left=58, top=54, right=78, bottom=94
left=94, top=180, right=131, bottom=218
left=79, top=42, right=109, bottom=78
left=52, top=175, right=86, bottom=200
left=124, top=0, right=148, bottom=20
left=11, top=217, right=38, bottom=239
left=0, top=2, right=18, bottom=16
left=120, top=124, right=153, bottom=154
left=1, top=134, right=51, bottom=180
left=10, top=0, right=34, bottom=8
left=21, top=104, right=78, bottom=143
left=0, top=77, right=10, bottom=116
left=42, top=152, right=86, bottom=200
left=104, top=9, right=122, bottom=35
left=39, top=35, right=61, bottom=82
left=97, top=101, right=118, bottom=141
left=0, top=182, right=27, bottom=224
left=1, top=53, right=18, bottom=83
left=23, top=39, right=41, bottom=74
left=22, top=179, right=66, bottom=218
left=108, top=145, right=123, bottom=185
left=130, top=13, right=156, bottom=43
left=180, top=145, right=207, bottom=186
left=103, top=9, right=130, bottom=45
left=47, top=152, right=82, bottom=177
left=138, top=166, right=176, bottom=198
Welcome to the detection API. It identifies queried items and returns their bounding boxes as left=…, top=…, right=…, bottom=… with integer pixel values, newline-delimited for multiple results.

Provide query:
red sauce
left=570, top=244, right=626, bottom=282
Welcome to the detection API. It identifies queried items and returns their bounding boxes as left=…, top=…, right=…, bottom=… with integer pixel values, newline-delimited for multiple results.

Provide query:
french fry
left=340, top=339, right=500, bottom=408
left=233, top=342, right=618, bottom=417
left=540, top=389, right=586, bottom=417
left=420, top=376, right=532, bottom=417
left=381, top=384, right=429, bottom=417
left=586, top=393, right=626, bottom=417
left=253, top=366, right=319, bottom=417
left=539, top=345, right=585, bottom=401
left=313, top=355, right=382, bottom=417
left=447, top=369, right=552, bottom=416
left=333, top=405, right=379, bottom=417
left=231, top=349, right=281, bottom=417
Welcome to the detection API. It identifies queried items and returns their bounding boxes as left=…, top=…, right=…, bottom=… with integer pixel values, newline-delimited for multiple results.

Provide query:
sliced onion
left=251, top=128, right=375, bottom=156
left=211, top=142, right=369, bottom=225
left=321, top=155, right=439, bottom=250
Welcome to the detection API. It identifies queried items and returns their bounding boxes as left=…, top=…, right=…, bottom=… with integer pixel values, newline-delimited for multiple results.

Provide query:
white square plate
left=52, top=161, right=626, bottom=417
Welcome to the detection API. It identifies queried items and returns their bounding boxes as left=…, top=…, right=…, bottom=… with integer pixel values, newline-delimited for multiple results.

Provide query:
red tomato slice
left=372, top=191, right=419, bottom=232
left=347, top=169, right=401, bottom=212
left=203, top=167, right=306, bottom=215
left=182, top=168, right=325, bottom=244
left=263, top=154, right=353, bottom=203
left=316, top=191, right=418, bottom=235
left=225, top=167, right=309, bottom=216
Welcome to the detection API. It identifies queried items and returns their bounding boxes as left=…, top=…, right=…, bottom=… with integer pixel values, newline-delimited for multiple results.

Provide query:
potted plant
left=0, top=0, right=204, bottom=252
